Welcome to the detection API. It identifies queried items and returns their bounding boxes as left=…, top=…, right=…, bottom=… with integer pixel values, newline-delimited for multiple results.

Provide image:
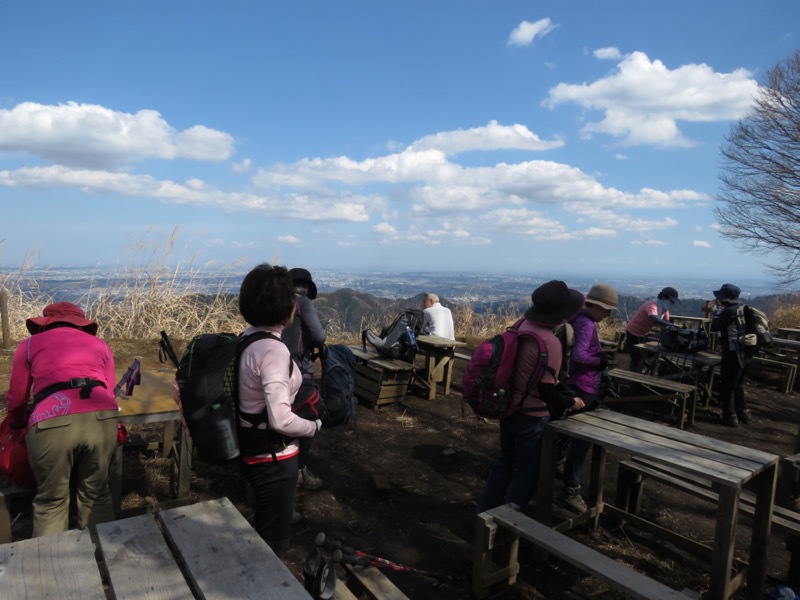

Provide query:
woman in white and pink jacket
left=237, top=264, right=320, bottom=556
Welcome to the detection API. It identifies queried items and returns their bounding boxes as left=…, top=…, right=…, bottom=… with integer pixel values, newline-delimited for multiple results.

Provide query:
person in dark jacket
left=477, top=280, right=586, bottom=513
left=282, top=267, right=326, bottom=492
left=710, top=283, right=752, bottom=427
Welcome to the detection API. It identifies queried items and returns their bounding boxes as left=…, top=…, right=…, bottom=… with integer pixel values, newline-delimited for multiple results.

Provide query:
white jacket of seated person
left=423, top=302, right=455, bottom=340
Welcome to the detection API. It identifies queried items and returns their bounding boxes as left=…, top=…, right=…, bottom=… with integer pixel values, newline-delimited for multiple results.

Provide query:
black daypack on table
left=658, top=327, right=709, bottom=354
left=362, top=308, right=427, bottom=363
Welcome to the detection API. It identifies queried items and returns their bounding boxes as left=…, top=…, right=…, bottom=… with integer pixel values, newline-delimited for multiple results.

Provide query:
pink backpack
left=462, top=318, right=550, bottom=419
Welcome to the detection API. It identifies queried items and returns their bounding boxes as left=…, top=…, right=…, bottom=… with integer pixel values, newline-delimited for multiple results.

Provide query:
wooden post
left=0, top=287, right=10, bottom=349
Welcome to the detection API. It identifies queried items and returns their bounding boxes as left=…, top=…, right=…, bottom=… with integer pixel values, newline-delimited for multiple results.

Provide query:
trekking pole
left=114, top=358, right=142, bottom=398
left=315, top=532, right=465, bottom=582
left=159, top=330, right=180, bottom=368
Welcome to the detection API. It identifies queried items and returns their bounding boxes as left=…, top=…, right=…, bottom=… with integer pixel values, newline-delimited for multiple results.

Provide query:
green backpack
left=736, top=305, right=773, bottom=348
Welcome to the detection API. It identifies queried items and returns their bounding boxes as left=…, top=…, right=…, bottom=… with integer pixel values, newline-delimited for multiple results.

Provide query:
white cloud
left=0, top=102, right=235, bottom=168
left=630, top=239, right=667, bottom=246
left=411, top=121, right=563, bottom=154
left=233, top=158, right=252, bottom=173
left=0, top=165, right=369, bottom=222
left=508, top=18, right=557, bottom=47
left=277, top=235, right=300, bottom=244
left=693, top=240, right=711, bottom=248
left=543, top=51, right=759, bottom=147
left=372, top=222, right=398, bottom=235
left=594, top=47, right=623, bottom=60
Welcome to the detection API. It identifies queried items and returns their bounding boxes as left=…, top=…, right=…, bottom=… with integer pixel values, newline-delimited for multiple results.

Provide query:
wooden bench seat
left=473, top=503, right=691, bottom=599
left=348, top=346, right=415, bottom=406
left=616, top=455, right=800, bottom=586
left=343, top=564, right=410, bottom=600
left=606, top=368, right=698, bottom=429
left=751, top=356, right=797, bottom=393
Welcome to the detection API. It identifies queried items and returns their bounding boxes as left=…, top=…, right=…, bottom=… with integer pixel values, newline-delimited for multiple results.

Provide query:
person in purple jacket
left=554, top=283, right=618, bottom=513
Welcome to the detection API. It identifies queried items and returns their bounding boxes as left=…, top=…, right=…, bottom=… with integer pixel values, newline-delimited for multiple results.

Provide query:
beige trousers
left=26, top=409, right=118, bottom=537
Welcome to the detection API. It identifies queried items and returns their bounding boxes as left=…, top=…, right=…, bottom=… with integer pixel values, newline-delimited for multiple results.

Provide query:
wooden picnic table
left=635, top=341, right=721, bottom=406
left=0, top=497, right=312, bottom=599
left=535, top=409, right=779, bottom=600
left=111, top=368, right=191, bottom=511
left=778, top=327, right=800, bottom=340
left=414, top=335, right=467, bottom=400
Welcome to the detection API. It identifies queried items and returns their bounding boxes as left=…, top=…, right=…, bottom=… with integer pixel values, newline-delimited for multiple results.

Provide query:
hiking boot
left=720, top=414, right=739, bottom=427
left=292, top=510, right=303, bottom=525
left=297, top=466, right=323, bottom=490
left=555, top=486, right=588, bottom=513
left=737, top=409, right=752, bottom=424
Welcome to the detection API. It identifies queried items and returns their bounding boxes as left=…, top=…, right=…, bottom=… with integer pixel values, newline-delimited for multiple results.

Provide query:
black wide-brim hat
left=289, top=267, right=318, bottom=299
left=524, top=280, right=585, bottom=326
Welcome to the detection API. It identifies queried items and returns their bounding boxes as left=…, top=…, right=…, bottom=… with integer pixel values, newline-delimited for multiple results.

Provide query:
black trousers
left=240, top=454, right=299, bottom=556
left=718, top=350, right=750, bottom=419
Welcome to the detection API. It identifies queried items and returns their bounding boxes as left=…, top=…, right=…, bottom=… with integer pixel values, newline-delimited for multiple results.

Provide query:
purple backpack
left=462, top=318, right=549, bottom=419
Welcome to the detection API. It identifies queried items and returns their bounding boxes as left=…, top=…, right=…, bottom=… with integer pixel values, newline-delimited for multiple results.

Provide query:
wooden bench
left=616, top=455, right=800, bottom=587
left=473, top=503, right=692, bottom=599
left=750, top=355, right=797, bottom=394
left=96, top=497, right=313, bottom=599
left=606, top=368, right=698, bottom=429
left=348, top=346, right=415, bottom=406
left=341, top=564, right=410, bottom=600
left=2, top=497, right=312, bottom=599
left=0, top=482, right=36, bottom=543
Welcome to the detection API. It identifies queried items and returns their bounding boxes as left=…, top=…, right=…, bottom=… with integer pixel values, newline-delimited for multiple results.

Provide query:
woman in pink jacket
left=237, top=264, right=320, bottom=556
left=5, top=302, right=118, bottom=537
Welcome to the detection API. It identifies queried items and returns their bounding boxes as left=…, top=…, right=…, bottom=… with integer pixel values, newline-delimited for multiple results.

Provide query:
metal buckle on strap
left=68, top=378, right=89, bottom=388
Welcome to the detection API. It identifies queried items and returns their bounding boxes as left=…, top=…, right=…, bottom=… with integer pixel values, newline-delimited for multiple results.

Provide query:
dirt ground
left=2, top=339, right=799, bottom=599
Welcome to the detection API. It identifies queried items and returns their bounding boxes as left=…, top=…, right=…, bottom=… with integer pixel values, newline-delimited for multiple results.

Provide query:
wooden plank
left=580, top=410, right=779, bottom=467
left=0, top=529, right=107, bottom=600
left=345, top=564, right=410, bottom=600
left=332, top=581, right=361, bottom=600
left=608, top=368, right=696, bottom=392
left=158, top=497, right=311, bottom=600
left=95, top=513, right=193, bottom=600
left=486, top=504, right=690, bottom=600
left=546, top=416, right=755, bottom=486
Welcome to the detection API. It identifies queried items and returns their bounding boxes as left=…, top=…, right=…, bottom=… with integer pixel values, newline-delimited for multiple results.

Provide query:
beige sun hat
left=585, top=283, right=618, bottom=311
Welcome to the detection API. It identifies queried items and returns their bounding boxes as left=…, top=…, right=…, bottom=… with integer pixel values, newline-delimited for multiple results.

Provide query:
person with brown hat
left=282, top=267, right=327, bottom=495
left=5, top=302, right=119, bottom=536
left=555, top=283, right=618, bottom=513
left=710, top=283, right=752, bottom=427
left=624, top=286, right=680, bottom=373
left=477, top=280, right=586, bottom=513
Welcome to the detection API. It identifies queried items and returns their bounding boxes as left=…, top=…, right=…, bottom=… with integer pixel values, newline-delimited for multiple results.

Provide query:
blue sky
left=1, top=1, right=798, bottom=281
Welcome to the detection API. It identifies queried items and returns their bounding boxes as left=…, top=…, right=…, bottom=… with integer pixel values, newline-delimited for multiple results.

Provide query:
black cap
left=660, top=286, right=680, bottom=303
left=289, top=268, right=317, bottom=299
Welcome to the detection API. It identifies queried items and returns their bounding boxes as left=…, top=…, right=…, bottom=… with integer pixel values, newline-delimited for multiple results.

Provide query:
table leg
left=746, top=464, right=777, bottom=600
left=588, top=444, right=606, bottom=530
left=162, top=421, right=175, bottom=459
left=177, top=428, right=192, bottom=501
left=709, top=484, right=740, bottom=600
left=110, top=444, right=123, bottom=513
left=425, top=353, right=437, bottom=400
left=534, top=426, right=558, bottom=563
left=442, top=353, right=454, bottom=397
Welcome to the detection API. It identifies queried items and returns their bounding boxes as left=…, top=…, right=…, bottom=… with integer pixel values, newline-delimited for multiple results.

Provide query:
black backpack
left=658, top=327, right=709, bottom=354
left=361, top=309, right=426, bottom=362
left=736, top=304, right=774, bottom=348
left=320, top=344, right=357, bottom=427
left=174, top=331, right=271, bottom=464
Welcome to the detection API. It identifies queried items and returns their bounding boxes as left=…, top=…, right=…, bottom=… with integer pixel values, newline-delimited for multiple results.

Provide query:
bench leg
left=471, top=512, right=520, bottom=598
left=0, top=490, right=11, bottom=543
left=787, top=534, right=800, bottom=588
left=615, top=463, right=644, bottom=516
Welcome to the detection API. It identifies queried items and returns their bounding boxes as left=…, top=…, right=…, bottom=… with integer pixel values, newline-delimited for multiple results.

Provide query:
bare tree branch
left=716, top=48, right=800, bottom=285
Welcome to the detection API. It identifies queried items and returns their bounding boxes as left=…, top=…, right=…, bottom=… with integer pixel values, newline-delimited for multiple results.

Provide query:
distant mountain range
left=312, top=287, right=792, bottom=335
